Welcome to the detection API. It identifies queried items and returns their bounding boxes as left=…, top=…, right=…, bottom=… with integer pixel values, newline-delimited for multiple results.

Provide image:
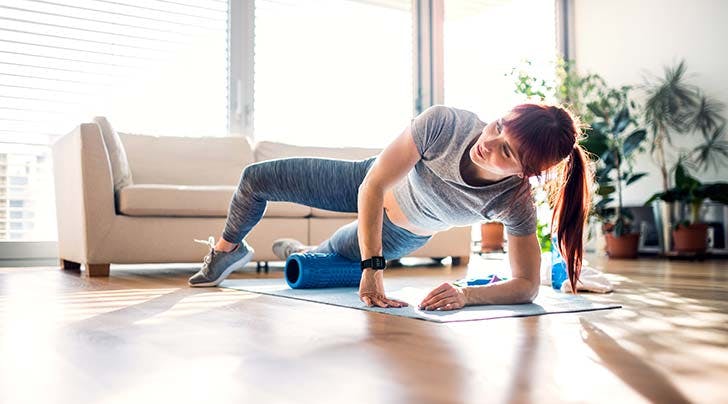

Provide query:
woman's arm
left=358, top=124, right=421, bottom=260
left=357, top=124, right=421, bottom=307
left=419, top=232, right=541, bottom=310
left=463, top=232, right=541, bottom=304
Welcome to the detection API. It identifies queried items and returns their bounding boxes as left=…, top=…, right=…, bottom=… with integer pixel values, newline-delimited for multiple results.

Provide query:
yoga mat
left=223, top=276, right=621, bottom=323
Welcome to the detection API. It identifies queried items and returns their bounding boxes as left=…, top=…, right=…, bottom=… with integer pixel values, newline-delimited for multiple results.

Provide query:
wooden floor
left=0, top=254, right=726, bottom=404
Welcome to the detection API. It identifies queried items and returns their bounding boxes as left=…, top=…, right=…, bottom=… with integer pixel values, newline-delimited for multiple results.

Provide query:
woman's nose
left=482, top=139, right=496, bottom=152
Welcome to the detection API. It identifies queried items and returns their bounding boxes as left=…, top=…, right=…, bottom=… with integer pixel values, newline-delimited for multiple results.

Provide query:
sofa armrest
left=52, top=123, right=117, bottom=264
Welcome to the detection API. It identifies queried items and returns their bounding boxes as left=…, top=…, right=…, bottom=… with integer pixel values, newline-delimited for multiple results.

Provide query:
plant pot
left=673, top=223, right=709, bottom=253
left=604, top=232, right=640, bottom=259
left=480, top=222, right=504, bottom=252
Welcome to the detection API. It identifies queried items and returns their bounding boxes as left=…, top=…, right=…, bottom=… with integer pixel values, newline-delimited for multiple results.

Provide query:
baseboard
left=0, top=258, right=59, bottom=268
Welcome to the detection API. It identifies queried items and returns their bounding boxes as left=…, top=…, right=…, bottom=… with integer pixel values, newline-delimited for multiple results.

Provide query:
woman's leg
left=310, top=210, right=432, bottom=262
left=221, top=156, right=377, bottom=245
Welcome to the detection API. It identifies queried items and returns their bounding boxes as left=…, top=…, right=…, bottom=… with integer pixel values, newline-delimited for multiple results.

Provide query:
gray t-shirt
left=391, top=105, right=537, bottom=236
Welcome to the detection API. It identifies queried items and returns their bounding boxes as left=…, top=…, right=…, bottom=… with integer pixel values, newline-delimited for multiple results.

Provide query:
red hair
left=503, top=104, right=592, bottom=293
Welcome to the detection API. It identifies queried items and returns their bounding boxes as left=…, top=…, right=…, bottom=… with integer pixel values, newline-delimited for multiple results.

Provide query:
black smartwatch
left=361, top=256, right=386, bottom=271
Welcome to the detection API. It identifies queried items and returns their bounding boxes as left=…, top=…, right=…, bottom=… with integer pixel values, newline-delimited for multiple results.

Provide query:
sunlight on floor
left=134, top=290, right=261, bottom=325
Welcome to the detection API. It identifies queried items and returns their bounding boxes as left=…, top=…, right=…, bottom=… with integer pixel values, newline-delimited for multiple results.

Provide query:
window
left=443, top=0, right=557, bottom=121
left=0, top=0, right=230, bottom=242
left=253, top=0, right=413, bottom=148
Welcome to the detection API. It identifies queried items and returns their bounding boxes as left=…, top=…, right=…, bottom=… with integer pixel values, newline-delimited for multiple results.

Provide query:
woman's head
left=469, top=104, right=579, bottom=179
left=495, top=103, right=592, bottom=293
left=503, top=104, right=580, bottom=177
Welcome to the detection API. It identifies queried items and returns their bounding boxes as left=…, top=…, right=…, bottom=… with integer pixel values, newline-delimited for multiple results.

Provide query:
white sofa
left=52, top=121, right=472, bottom=277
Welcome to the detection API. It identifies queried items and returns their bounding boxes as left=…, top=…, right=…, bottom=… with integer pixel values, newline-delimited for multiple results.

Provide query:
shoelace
left=194, top=236, right=216, bottom=265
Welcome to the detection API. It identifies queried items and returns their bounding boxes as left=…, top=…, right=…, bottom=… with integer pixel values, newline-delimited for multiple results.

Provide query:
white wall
left=574, top=0, right=728, bottom=205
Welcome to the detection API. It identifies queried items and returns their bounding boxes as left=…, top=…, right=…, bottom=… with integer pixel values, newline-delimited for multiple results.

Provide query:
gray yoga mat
left=222, top=277, right=621, bottom=323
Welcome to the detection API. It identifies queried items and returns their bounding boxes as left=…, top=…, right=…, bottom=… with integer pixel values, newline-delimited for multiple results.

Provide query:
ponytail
left=551, top=145, right=592, bottom=293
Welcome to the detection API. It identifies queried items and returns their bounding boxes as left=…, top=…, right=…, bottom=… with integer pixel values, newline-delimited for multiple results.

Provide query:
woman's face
left=468, top=118, right=523, bottom=180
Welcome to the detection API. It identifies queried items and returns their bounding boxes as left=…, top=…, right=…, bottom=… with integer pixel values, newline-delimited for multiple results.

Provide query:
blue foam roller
left=285, top=252, right=362, bottom=289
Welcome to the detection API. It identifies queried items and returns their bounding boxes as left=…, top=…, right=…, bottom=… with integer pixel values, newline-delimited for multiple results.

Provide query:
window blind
left=0, top=0, right=230, bottom=241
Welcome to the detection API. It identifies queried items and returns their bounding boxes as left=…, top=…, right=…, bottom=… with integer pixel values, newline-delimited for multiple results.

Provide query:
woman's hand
left=359, top=269, right=408, bottom=308
left=419, top=282, right=466, bottom=311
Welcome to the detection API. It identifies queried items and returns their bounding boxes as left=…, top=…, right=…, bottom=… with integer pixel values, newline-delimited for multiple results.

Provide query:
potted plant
left=589, top=102, right=648, bottom=258
left=641, top=60, right=728, bottom=252
left=646, top=160, right=728, bottom=253
left=480, top=221, right=505, bottom=252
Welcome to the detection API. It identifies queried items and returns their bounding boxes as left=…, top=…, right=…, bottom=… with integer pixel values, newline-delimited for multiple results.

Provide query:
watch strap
left=361, top=256, right=386, bottom=270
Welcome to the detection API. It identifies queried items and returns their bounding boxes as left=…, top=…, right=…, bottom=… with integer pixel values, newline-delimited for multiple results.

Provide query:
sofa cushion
left=310, top=208, right=358, bottom=218
left=119, top=133, right=254, bottom=186
left=118, top=185, right=311, bottom=217
left=93, top=116, right=133, bottom=192
left=254, top=140, right=381, bottom=162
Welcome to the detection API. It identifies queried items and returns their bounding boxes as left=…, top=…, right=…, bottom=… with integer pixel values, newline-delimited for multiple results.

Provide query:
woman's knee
left=239, top=161, right=272, bottom=192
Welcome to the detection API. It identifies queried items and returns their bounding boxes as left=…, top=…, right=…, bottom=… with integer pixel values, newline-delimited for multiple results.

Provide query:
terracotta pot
left=604, top=232, right=640, bottom=259
left=673, top=223, right=709, bottom=253
left=480, top=222, right=504, bottom=252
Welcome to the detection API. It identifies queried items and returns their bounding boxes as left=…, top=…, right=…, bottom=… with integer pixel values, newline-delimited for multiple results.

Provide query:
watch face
left=373, top=257, right=386, bottom=269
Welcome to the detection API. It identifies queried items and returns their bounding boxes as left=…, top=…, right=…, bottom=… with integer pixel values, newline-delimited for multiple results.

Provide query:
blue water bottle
left=550, top=236, right=568, bottom=289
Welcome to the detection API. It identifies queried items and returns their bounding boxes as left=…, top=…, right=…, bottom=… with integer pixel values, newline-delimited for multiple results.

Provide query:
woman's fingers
left=420, top=289, right=450, bottom=308
left=389, top=298, right=408, bottom=307
left=383, top=298, right=408, bottom=308
left=361, top=294, right=410, bottom=308
left=420, top=283, right=453, bottom=305
left=423, top=296, right=461, bottom=311
left=373, top=297, right=389, bottom=308
left=421, top=283, right=449, bottom=303
left=420, top=284, right=455, bottom=308
left=362, top=294, right=388, bottom=308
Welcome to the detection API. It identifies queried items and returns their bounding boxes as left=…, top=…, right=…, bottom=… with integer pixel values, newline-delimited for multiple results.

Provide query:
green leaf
left=580, top=131, right=609, bottom=159
left=587, top=102, right=605, bottom=119
left=674, top=162, right=701, bottom=190
left=595, top=166, right=612, bottom=182
left=595, top=197, right=614, bottom=210
left=597, top=185, right=616, bottom=196
left=701, top=183, right=728, bottom=204
left=601, top=149, right=620, bottom=169
left=645, top=192, right=665, bottom=205
left=622, top=129, right=647, bottom=157
left=621, top=208, right=635, bottom=221
left=626, top=172, right=648, bottom=186
left=614, top=218, right=625, bottom=237
left=591, top=121, right=609, bottom=135
left=613, top=107, right=630, bottom=135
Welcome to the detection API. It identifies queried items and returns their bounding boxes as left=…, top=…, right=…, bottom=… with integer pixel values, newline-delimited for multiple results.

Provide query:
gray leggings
left=222, top=156, right=432, bottom=261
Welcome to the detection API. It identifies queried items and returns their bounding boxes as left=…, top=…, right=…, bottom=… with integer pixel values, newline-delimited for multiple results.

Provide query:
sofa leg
left=60, top=258, right=81, bottom=270
left=451, top=256, right=470, bottom=266
left=86, top=263, right=110, bottom=277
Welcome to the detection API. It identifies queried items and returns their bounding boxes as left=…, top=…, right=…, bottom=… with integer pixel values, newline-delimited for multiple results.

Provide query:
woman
left=188, top=104, right=591, bottom=311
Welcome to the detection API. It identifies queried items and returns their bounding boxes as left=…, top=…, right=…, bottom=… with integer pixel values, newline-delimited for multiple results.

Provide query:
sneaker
left=272, top=238, right=309, bottom=261
left=188, top=236, right=255, bottom=287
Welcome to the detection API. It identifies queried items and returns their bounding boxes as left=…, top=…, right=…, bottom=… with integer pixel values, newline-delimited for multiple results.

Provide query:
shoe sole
left=272, top=239, right=306, bottom=261
left=188, top=248, right=255, bottom=287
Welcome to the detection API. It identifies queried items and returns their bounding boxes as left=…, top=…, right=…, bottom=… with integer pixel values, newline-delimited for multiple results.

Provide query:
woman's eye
left=502, top=145, right=510, bottom=158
